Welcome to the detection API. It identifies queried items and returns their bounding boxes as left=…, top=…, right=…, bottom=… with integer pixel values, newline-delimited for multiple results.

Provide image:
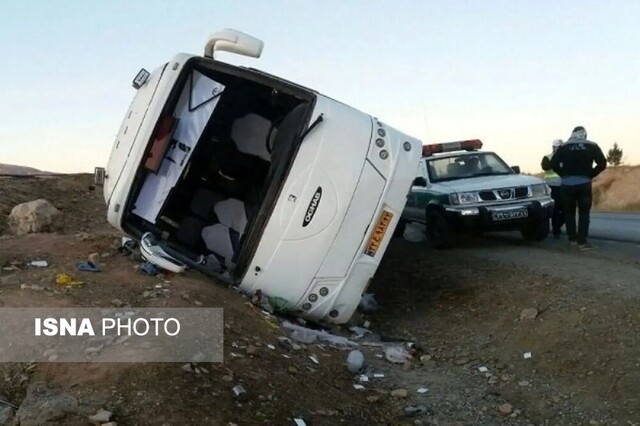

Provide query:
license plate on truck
left=492, top=209, right=528, bottom=221
left=365, top=210, right=394, bottom=257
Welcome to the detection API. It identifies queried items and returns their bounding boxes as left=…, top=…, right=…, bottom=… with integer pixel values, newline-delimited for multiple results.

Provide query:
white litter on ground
left=524, top=352, right=532, bottom=359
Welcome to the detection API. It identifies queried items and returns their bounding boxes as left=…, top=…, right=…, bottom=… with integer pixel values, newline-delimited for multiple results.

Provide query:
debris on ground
left=281, top=321, right=357, bottom=346
left=20, top=284, right=45, bottom=291
left=349, top=326, right=372, bottom=339
left=232, top=384, right=248, bottom=402
left=251, top=289, right=291, bottom=314
left=136, top=262, right=159, bottom=276
left=76, top=261, right=101, bottom=272
left=55, top=273, right=84, bottom=287
left=29, top=260, right=48, bottom=268
left=88, top=252, right=101, bottom=265
left=346, top=350, right=365, bottom=374
left=358, top=293, right=378, bottom=313
left=385, top=345, right=410, bottom=364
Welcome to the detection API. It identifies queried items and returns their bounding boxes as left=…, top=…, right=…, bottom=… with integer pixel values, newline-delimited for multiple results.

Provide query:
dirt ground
left=1, top=175, right=639, bottom=425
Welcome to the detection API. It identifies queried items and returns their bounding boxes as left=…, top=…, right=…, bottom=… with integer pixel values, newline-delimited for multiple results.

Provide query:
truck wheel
left=427, top=210, right=453, bottom=249
left=521, top=218, right=549, bottom=242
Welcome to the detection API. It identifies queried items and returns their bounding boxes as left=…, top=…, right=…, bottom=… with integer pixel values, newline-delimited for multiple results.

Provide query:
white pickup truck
left=101, top=29, right=421, bottom=324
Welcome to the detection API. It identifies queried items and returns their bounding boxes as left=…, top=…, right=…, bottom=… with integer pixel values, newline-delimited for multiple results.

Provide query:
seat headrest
left=447, top=163, right=461, bottom=176
left=230, top=113, right=276, bottom=162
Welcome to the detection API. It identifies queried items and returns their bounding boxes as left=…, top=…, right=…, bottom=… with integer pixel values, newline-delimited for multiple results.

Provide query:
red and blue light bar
left=422, top=139, right=483, bottom=157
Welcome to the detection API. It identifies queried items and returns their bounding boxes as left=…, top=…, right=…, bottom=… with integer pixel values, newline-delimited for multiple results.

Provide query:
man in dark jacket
left=550, top=126, right=607, bottom=250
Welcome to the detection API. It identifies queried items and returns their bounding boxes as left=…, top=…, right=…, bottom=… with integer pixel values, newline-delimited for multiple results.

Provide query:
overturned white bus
left=102, top=29, right=421, bottom=324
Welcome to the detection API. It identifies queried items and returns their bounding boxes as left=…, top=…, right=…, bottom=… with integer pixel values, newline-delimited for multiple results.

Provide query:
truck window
left=426, top=153, right=512, bottom=182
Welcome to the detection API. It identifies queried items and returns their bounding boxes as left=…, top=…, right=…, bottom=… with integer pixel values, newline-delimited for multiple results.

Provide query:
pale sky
left=1, top=0, right=638, bottom=173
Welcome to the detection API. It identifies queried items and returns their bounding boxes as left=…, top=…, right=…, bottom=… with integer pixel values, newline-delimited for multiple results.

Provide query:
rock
left=111, top=299, right=126, bottom=307
left=88, top=408, right=112, bottom=422
left=0, top=274, right=19, bottom=286
left=287, top=366, right=298, bottom=374
left=391, top=388, right=408, bottom=398
left=0, top=401, right=14, bottom=424
left=419, top=354, right=432, bottom=362
left=589, top=420, right=599, bottom=426
left=404, top=404, right=429, bottom=417
left=8, top=199, right=63, bottom=235
left=366, top=395, right=380, bottom=403
left=519, top=308, right=539, bottom=320
left=75, top=232, right=93, bottom=241
left=85, top=345, right=104, bottom=355
left=101, top=423, right=118, bottom=426
left=518, top=380, right=530, bottom=387
left=15, top=382, right=78, bottom=426
left=346, top=350, right=365, bottom=374
left=222, top=375, right=234, bottom=382
left=245, top=345, right=258, bottom=355
left=498, top=403, right=513, bottom=415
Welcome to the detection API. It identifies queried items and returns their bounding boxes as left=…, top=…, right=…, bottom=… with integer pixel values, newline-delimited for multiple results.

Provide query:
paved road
left=589, top=212, right=640, bottom=243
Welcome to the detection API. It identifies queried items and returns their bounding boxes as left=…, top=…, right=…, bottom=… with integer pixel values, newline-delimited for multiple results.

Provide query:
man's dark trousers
left=549, top=185, right=564, bottom=236
left=562, top=182, right=592, bottom=244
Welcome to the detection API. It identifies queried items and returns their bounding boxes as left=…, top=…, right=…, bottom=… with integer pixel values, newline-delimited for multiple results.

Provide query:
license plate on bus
left=492, top=209, right=528, bottom=221
left=365, top=210, right=394, bottom=257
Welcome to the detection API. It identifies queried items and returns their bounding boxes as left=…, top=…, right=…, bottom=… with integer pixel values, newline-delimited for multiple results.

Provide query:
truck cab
left=402, top=139, right=554, bottom=248
left=102, top=29, right=422, bottom=324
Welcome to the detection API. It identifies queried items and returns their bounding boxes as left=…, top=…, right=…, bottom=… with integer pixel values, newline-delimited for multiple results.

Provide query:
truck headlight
left=450, top=192, right=480, bottom=205
left=531, top=183, right=549, bottom=197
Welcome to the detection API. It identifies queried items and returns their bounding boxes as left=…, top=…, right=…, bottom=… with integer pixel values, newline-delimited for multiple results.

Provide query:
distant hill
left=593, top=165, right=640, bottom=212
left=0, top=163, right=47, bottom=175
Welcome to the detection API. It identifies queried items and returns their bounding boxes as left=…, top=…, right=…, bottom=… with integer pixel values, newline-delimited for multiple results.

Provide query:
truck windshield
left=426, top=152, right=513, bottom=183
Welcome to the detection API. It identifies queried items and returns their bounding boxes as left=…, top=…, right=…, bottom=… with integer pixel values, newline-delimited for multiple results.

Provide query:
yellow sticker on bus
left=364, top=210, right=394, bottom=257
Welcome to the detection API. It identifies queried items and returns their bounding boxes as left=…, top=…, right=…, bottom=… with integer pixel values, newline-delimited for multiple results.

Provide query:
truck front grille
left=478, top=186, right=529, bottom=202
